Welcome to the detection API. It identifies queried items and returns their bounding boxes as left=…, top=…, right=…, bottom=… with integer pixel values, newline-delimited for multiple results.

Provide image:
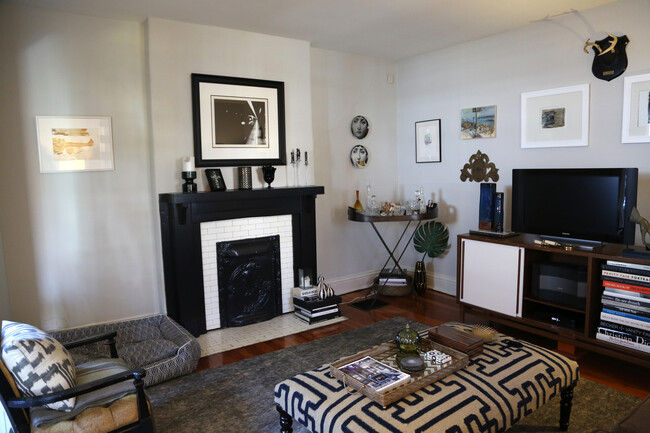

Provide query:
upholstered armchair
left=1, top=321, right=154, bottom=433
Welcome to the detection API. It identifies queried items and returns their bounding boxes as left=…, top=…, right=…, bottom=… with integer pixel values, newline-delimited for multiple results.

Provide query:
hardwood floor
left=196, top=289, right=650, bottom=399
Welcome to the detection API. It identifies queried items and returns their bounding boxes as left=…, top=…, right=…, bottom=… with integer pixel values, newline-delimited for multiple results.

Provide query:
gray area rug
left=147, top=317, right=640, bottom=433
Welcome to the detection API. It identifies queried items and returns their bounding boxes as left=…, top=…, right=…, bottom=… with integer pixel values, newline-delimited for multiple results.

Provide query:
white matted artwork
left=622, top=73, right=650, bottom=143
left=36, top=116, right=114, bottom=173
left=415, top=119, right=441, bottom=163
left=521, top=84, right=590, bottom=148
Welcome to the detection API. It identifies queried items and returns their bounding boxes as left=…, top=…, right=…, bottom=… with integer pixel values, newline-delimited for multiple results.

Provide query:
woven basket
left=380, top=284, right=411, bottom=296
left=374, top=274, right=413, bottom=296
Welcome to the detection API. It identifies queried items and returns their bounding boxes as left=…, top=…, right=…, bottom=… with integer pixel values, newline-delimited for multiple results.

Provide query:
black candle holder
left=182, top=171, right=197, bottom=193
left=262, top=165, right=276, bottom=188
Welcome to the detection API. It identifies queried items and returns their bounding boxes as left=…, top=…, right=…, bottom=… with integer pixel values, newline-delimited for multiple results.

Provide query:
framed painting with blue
left=461, top=106, right=496, bottom=139
left=521, top=84, right=589, bottom=148
left=191, top=73, right=287, bottom=167
left=415, top=119, right=441, bottom=163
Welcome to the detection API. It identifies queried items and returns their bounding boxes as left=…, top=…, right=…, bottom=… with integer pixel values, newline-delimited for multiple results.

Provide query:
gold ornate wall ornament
left=460, top=150, right=499, bottom=182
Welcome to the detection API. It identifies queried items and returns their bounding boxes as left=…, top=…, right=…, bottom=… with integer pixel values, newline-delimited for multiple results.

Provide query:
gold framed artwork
left=622, top=73, right=650, bottom=143
left=521, top=84, right=590, bottom=148
left=36, top=116, right=114, bottom=173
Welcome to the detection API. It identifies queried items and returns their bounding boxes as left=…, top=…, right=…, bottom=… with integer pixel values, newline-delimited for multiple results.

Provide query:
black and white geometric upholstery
left=1, top=321, right=77, bottom=411
left=274, top=323, right=579, bottom=433
left=49, top=314, right=200, bottom=387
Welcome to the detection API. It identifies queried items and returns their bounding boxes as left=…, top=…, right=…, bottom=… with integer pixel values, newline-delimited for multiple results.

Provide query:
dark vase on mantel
left=413, top=260, right=427, bottom=295
left=262, top=165, right=276, bottom=188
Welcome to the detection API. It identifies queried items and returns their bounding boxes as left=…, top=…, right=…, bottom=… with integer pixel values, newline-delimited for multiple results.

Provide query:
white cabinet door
left=459, top=238, right=524, bottom=317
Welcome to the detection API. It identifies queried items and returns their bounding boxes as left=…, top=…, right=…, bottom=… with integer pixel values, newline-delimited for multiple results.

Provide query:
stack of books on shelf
left=377, top=269, right=407, bottom=286
left=597, top=260, right=650, bottom=354
left=428, top=325, right=483, bottom=357
left=293, top=289, right=342, bottom=325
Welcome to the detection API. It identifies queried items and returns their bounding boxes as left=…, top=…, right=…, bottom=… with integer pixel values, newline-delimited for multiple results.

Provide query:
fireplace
left=159, top=186, right=324, bottom=336
left=217, top=235, right=282, bottom=327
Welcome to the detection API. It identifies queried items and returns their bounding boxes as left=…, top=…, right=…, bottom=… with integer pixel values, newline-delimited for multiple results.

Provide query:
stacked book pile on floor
left=293, top=287, right=342, bottom=324
left=428, top=324, right=483, bottom=357
left=377, top=268, right=407, bottom=286
left=597, top=260, right=650, bottom=353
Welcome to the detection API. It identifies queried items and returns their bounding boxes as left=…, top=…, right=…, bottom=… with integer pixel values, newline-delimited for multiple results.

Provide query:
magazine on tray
left=338, top=356, right=411, bottom=393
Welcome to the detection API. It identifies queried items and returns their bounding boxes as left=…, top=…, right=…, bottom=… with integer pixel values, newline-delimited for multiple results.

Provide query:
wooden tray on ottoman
left=329, top=338, right=468, bottom=407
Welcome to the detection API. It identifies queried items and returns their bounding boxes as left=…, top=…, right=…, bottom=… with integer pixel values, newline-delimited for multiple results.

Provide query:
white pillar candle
left=182, top=156, right=195, bottom=172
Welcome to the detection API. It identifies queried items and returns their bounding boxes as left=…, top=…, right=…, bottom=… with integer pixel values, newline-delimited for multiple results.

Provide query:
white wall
left=145, top=21, right=400, bottom=295
left=311, top=49, right=398, bottom=291
left=0, top=4, right=159, bottom=329
left=146, top=18, right=315, bottom=195
left=396, top=0, right=650, bottom=295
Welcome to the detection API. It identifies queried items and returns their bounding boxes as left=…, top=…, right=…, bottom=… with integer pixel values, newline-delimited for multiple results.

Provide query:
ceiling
left=9, top=0, right=617, bottom=60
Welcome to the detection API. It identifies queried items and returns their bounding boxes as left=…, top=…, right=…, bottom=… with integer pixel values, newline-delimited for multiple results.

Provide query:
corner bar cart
left=348, top=205, right=438, bottom=297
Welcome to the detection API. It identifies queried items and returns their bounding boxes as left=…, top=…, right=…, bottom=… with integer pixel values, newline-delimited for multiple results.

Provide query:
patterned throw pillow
left=1, top=321, right=76, bottom=411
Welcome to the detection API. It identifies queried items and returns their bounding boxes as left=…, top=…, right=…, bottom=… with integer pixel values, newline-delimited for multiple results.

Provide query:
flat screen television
left=511, top=168, right=638, bottom=245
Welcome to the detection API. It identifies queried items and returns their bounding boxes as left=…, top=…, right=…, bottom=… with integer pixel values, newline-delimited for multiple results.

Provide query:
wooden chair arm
left=7, top=367, right=146, bottom=409
left=61, top=331, right=118, bottom=358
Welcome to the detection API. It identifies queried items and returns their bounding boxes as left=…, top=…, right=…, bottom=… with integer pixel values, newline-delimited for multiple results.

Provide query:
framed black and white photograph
left=622, top=73, right=650, bottom=143
left=521, top=84, right=590, bottom=148
left=205, top=168, right=227, bottom=191
left=415, top=119, right=441, bottom=163
left=36, top=116, right=114, bottom=173
left=191, top=74, right=286, bottom=167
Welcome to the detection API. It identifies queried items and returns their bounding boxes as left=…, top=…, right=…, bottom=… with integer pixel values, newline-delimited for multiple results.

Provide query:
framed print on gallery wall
left=415, top=119, right=441, bottom=163
left=520, top=84, right=590, bottom=148
left=622, top=73, right=650, bottom=143
left=461, top=105, right=496, bottom=139
left=191, top=73, right=286, bottom=167
left=36, top=116, right=114, bottom=173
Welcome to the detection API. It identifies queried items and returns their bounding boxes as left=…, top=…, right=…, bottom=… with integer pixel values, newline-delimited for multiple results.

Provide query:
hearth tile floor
left=197, top=313, right=347, bottom=357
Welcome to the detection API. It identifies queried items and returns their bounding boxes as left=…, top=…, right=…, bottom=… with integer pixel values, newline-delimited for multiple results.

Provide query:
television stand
left=457, top=232, right=650, bottom=368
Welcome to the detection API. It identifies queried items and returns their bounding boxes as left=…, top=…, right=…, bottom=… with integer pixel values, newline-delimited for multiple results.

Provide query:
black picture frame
left=414, top=119, right=441, bottom=163
left=205, top=169, right=227, bottom=191
left=191, top=73, right=287, bottom=167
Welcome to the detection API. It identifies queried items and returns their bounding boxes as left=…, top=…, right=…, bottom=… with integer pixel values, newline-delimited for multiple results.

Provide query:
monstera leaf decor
left=412, top=221, right=450, bottom=295
left=414, top=221, right=450, bottom=261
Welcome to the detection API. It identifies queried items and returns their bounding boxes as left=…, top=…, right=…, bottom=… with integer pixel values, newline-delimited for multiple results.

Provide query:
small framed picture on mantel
left=205, top=169, right=227, bottom=191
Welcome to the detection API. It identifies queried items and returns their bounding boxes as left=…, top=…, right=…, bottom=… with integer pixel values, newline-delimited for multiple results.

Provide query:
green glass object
left=395, top=323, right=421, bottom=353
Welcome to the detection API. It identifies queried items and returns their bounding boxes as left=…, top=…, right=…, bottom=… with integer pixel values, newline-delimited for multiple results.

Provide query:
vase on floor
left=413, top=260, right=427, bottom=295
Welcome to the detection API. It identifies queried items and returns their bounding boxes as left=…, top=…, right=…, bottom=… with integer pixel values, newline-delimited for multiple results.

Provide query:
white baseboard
left=324, top=271, right=377, bottom=295
left=324, top=269, right=457, bottom=297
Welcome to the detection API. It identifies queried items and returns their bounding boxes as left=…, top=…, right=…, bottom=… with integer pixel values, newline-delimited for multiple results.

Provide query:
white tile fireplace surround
left=158, top=186, right=324, bottom=337
left=200, top=215, right=294, bottom=330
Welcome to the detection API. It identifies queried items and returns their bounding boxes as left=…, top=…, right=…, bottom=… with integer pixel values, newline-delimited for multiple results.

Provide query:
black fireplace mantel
left=159, top=186, right=324, bottom=336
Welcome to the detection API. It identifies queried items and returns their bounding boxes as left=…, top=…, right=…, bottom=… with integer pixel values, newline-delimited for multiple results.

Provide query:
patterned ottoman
left=274, top=324, right=579, bottom=433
